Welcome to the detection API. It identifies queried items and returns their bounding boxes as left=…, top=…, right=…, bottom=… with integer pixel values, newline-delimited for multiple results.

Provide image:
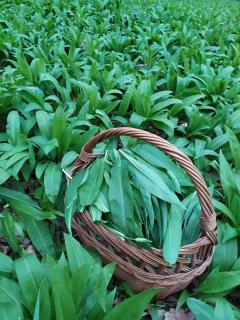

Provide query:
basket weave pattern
left=70, top=127, right=217, bottom=298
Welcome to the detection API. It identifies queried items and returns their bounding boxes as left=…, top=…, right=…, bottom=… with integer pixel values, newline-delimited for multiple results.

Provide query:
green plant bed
left=0, top=0, right=240, bottom=318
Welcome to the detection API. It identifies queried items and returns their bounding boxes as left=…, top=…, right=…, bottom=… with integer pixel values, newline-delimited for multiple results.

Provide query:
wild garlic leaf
left=0, top=252, right=14, bottom=273
left=121, top=150, right=183, bottom=208
left=163, top=204, right=184, bottom=265
left=199, top=270, right=240, bottom=294
left=65, top=170, right=88, bottom=234
left=187, top=298, right=214, bottom=320
left=25, top=220, right=56, bottom=257
left=214, top=298, right=235, bottom=320
left=103, top=289, right=159, bottom=320
left=219, top=151, right=237, bottom=203
left=1, top=211, right=21, bottom=254
left=15, top=254, right=46, bottom=313
left=0, top=168, right=11, bottom=185
left=6, top=111, right=20, bottom=146
left=36, top=111, right=51, bottom=138
left=226, top=127, right=240, bottom=172
left=78, top=158, right=105, bottom=207
left=44, top=162, right=62, bottom=203
left=109, top=157, right=137, bottom=237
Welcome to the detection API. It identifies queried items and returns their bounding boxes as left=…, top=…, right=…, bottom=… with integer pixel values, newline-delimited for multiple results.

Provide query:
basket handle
left=72, top=127, right=217, bottom=244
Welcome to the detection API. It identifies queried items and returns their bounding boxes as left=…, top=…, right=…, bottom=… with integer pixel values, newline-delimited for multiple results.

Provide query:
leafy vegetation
left=0, top=234, right=157, bottom=319
left=0, top=0, right=240, bottom=318
left=66, top=142, right=196, bottom=265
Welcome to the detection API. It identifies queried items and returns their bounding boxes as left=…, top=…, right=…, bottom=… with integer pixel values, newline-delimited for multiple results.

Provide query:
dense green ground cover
left=1, top=0, right=240, bottom=318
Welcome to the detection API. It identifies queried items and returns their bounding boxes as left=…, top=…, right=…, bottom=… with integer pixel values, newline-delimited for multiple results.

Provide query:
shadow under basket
left=70, top=127, right=217, bottom=299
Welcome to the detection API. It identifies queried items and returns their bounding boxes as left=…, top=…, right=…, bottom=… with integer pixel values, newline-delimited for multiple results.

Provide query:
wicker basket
left=70, top=127, right=217, bottom=299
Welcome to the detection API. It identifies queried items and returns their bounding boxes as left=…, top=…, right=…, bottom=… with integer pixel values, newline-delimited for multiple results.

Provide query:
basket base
left=73, top=217, right=214, bottom=300
left=104, top=256, right=193, bottom=299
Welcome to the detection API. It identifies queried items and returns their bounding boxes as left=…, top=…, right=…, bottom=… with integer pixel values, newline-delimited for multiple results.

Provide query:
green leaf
left=29, top=142, right=36, bottom=173
left=1, top=211, right=21, bottom=253
left=0, top=144, right=28, bottom=160
left=53, top=107, right=66, bottom=137
left=163, top=204, right=184, bottom=264
left=96, top=109, right=113, bottom=128
left=90, top=263, right=116, bottom=312
left=36, top=111, right=51, bottom=139
left=78, top=158, right=105, bottom=207
left=183, top=94, right=204, bottom=106
left=35, top=162, right=49, bottom=180
left=33, top=291, right=40, bottom=320
left=15, top=254, right=46, bottom=313
left=30, top=58, right=46, bottom=78
left=213, top=238, right=238, bottom=271
left=187, top=298, right=214, bottom=320
left=0, top=277, right=23, bottom=308
left=132, top=80, right=152, bottom=116
left=226, top=127, right=240, bottom=171
left=152, top=116, right=175, bottom=136
left=199, top=270, right=240, bottom=293
left=140, top=190, right=155, bottom=236
left=9, top=199, right=55, bottom=220
left=6, top=152, right=28, bottom=169
left=0, top=252, right=14, bottom=273
left=213, top=199, right=236, bottom=224
left=38, top=280, right=51, bottom=320
left=0, top=187, right=40, bottom=208
left=93, top=191, right=109, bottom=212
left=219, top=151, right=237, bottom=203
left=176, top=289, right=190, bottom=310
left=75, top=126, right=99, bottom=150
left=61, top=126, right=72, bottom=154
left=44, top=162, right=62, bottom=203
left=129, top=112, right=146, bottom=127
left=132, top=143, right=183, bottom=177
left=103, top=289, right=158, bottom=320
left=214, top=298, right=236, bottom=320
left=160, top=200, right=169, bottom=241
left=61, top=151, right=78, bottom=169
left=90, top=205, right=102, bottom=222
left=64, top=234, right=94, bottom=273
left=119, top=82, right=135, bottom=116
left=64, top=170, right=88, bottom=234
left=6, top=111, right=20, bottom=145
left=152, top=98, right=182, bottom=114
left=11, top=156, right=28, bottom=178
left=218, top=220, right=238, bottom=242
left=32, top=137, right=58, bottom=156
left=230, top=194, right=240, bottom=225
left=206, top=134, right=228, bottom=151
left=109, top=157, right=136, bottom=236
left=25, top=220, right=56, bottom=257
left=0, top=168, right=11, bottom=185
left=50, top=264, right=76, bottom=320
left=53, top=107, right=67, bottom=153
left=182, top=199, right=201, bottom=245
left=231, top=304, right=240, bottom=320
left=0, top=302, right=23, bottom=320
left=231, top=257, right=240, bottom=271
left=70, top=265, right=92, bottom=313
left=16, top=53, right=32, bottom=81
left=121, top=150, right=183, bottom=207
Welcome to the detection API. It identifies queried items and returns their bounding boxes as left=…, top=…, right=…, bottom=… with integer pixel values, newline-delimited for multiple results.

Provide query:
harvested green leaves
left=65, top=142, right=199, bottom=264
